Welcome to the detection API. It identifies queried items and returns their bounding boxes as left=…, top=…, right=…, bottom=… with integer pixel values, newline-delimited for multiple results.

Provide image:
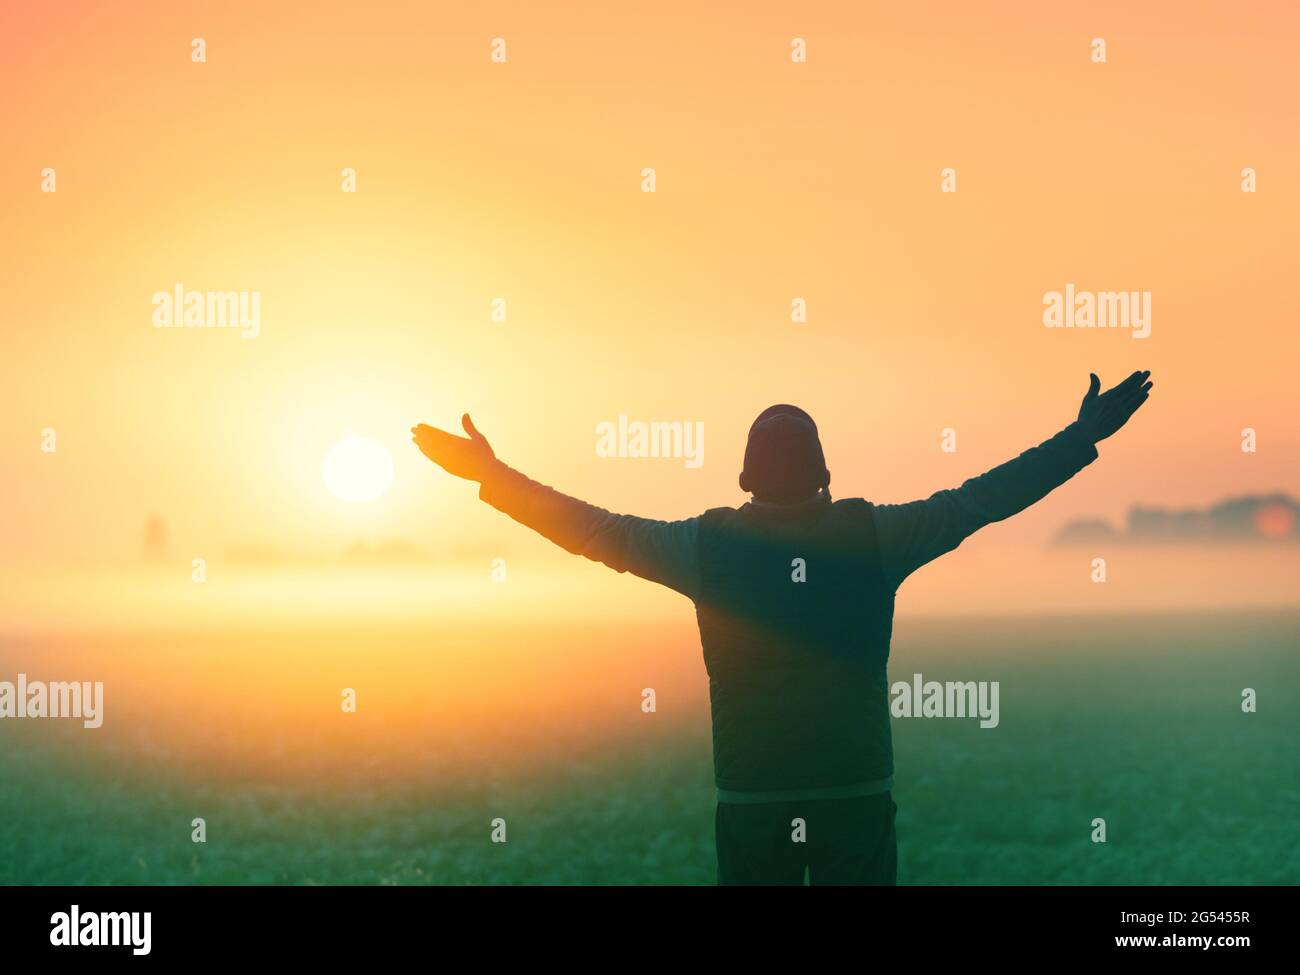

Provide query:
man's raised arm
left=411, top=414, right=700, bottom=599
left=873, top=371, right=1153, bottom=590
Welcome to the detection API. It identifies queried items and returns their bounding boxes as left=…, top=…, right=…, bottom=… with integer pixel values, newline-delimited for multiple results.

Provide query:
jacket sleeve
left=871, top=422, right=1099, bottom=590
left=477, top=461, right=701, bottom=599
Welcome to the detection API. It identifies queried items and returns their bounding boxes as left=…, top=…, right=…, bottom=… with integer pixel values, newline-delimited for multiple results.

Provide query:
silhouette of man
left=412, top=370, right=1153, bottom=884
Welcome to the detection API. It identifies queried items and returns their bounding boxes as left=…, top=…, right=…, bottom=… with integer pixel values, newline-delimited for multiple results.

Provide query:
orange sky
left=3, top=1, right=1298, bottom=624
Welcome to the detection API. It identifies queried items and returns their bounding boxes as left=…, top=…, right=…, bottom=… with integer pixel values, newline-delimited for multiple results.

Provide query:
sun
left=322, top=434, right=394, bottom=503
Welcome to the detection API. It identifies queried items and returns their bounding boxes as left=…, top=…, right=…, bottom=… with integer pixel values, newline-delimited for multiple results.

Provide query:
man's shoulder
left=700, top=504, right=745, bottom=523
left=831, top=496, right=873, bottom=511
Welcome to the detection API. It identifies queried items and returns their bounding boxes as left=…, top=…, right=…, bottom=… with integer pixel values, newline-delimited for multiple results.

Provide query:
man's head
left=739, top=404, right=830, bottom=504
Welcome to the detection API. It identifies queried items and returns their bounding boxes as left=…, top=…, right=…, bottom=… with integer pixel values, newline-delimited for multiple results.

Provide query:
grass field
left=1, top=610, right=1296, bottom=884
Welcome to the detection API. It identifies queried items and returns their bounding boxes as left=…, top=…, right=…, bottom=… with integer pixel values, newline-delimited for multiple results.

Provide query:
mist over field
left=2, top=610, right=1295, bottom=885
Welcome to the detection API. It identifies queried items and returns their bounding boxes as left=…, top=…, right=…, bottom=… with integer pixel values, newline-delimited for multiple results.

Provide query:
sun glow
left=322, top=435, right=394, bottom=503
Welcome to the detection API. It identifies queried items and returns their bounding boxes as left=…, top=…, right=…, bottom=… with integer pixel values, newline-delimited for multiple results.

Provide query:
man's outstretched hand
left=1077, top=370, right=1153, bottom=444
left=411, top=414, right=497, bottom=481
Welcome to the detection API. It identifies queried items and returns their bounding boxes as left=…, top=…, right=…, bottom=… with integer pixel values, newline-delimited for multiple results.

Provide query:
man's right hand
left=1076, top=370, right=1153, bottom=444
left=411, top=413, right=498, bottom=481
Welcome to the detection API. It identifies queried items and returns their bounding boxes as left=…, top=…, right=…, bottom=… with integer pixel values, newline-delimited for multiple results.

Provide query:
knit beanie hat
left=741, top=405, right=828, bottom=503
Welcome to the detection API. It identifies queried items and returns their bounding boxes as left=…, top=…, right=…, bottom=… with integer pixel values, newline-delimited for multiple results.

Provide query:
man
left=411, top=370, right=1153, bottom=884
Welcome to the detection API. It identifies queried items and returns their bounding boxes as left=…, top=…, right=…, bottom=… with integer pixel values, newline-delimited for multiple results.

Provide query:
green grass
left=1, top=611, right=1296, bottom=884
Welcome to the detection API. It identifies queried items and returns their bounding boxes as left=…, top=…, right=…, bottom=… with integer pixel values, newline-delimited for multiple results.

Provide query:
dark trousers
left=715, top=792, right=898, bottom=885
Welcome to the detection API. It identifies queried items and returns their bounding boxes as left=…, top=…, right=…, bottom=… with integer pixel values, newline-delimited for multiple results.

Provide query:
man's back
left=697, top=498, right=894, bottom=797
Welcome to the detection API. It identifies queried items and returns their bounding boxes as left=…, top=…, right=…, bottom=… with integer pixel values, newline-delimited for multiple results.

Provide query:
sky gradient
left=4, top=1, right=1298, bottom=626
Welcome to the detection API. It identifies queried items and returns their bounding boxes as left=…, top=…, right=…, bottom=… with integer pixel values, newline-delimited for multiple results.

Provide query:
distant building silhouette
left=1054, top=493, right=1300, bottom=545
left=142, top=515, right=169, bottom=562
left=1052, top=517, right=1120, bottom=545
